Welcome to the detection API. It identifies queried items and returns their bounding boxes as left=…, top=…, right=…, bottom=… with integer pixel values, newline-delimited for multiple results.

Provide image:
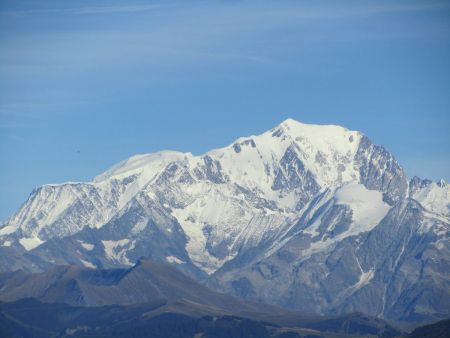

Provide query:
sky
left=0, top=0, right=449, bottom=220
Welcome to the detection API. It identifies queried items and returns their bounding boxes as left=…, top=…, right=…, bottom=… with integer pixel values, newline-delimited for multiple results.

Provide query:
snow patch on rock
left=80, top=258, right=96, bottom=269
left=19, top=237, right=44, bottom=251
left=102, top=239, right=133, bottom=265
left=166, top=256, right=185, bottom=264
left=335, top=182, right=391, bottom=234
left=79, top=241, right=94, bottom=251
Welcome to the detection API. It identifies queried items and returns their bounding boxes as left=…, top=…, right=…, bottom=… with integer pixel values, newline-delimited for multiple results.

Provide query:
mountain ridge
left=0, top=259, right=403, bottom=337
left=0, top=118, right=448, bottom=327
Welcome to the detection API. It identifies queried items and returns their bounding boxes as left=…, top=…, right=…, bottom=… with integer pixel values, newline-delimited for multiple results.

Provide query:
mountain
left=0, top=118, right=449, bottom=328
left=0, top=299, right=402, bottom=338
left=406, top=318, right=450, bottom=338
left=0, top=258, right=286, bottom=313
left=0, top=260, right=402, bottom=338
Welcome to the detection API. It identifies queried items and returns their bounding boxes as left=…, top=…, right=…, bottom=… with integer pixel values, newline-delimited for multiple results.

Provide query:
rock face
left=0, top=118, right=449, bottom=327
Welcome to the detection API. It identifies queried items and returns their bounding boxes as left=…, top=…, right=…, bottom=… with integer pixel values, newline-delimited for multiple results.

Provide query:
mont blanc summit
left=1, top=119, right=449, bottom=326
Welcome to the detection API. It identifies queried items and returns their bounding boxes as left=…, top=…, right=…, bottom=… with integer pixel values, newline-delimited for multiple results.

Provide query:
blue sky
left=1, top=0, right=449, bottom=220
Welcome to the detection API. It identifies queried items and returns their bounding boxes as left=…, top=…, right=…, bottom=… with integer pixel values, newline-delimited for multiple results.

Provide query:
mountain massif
left=1, top=119, right=449, bottom=329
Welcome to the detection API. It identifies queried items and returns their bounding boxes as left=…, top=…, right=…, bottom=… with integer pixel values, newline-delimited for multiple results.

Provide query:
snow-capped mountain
left=1, top=118, right=449, bottom=326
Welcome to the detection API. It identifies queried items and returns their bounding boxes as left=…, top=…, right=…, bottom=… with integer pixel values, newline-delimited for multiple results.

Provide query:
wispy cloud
left=69, top=4, right=171, bottom=15
left=0, top=101, right=92, bottom=128
left=259, top=1, right=450, bottom=20
left=1, top=0, right=449, bottom=74
left=3, top=1, right=449, bottom=18
left=0, top=0, right=449, bottom=88
left=1, top=3, right=171, bottom=16
left=2, top=2, right=446, bottom=73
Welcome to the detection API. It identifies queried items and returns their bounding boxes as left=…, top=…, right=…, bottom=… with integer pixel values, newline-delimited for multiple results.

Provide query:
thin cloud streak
left=2, top=1, right=448, bottom=75
left=256, top=1, right=450, bottom=20
left=0, top=101, right=93, bottom=128
left=2, top=1, right=449, bottom=18
left=0, top=4, right=171, bottom=16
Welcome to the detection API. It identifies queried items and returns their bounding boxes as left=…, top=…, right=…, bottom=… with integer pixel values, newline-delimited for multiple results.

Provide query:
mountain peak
left=280, top=117, right=301, bottom=127
left=276, top=118, right=357, bottom=138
